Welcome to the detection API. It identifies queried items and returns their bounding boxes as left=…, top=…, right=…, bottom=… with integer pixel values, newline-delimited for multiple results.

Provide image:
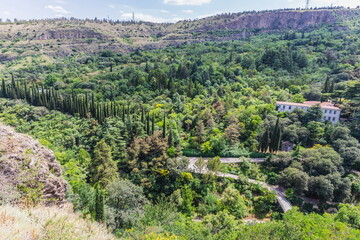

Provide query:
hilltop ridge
left=0, top=8, right=359, bottom=61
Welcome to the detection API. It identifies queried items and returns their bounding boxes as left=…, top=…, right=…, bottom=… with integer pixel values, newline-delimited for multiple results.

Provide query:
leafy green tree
left=44, top=74, right=58, bottom=87
left=203, top=210, right=239, bottom=236
left=140, top=197, right=181, bottom=228
left=336, top=204, right=360, bottom=229
left=305, top=105, right=323, bottom=123
left=106, top=180, right=149, bottom=230
left=301, top=147, right=343, bottom=176
left=207, top=156, right=221, bottom=173
left=179, top=185, right=195, bottom=217
left=306, top=121, right=324, bottom=146
left=253, top=194, right=277, bottom=219
left=278, top=167, right=309, bottom=194
left=198, top=192, right=221, bottom=217
left=292, top=94, right=305, bottom=103
left=221, top=185, right=247, bottom=219
left=308, top=176, right=334, bottom=202
left=194, top=157, right=206, bottom=173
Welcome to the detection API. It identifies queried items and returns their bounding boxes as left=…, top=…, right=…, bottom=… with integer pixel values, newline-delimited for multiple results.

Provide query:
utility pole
left=306, top=0, right=310, bottom=9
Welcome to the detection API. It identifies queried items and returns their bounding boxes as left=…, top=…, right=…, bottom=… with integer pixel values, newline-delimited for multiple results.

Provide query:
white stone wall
left=276, top=104, right=340, bottom=123
left=276, top=104, right=308, bottom=112
left=322, top=109, right=340, bottom=123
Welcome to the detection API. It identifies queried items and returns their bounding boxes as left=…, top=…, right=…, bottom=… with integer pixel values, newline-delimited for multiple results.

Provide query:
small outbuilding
left=281, top=141, right=294, bottom=152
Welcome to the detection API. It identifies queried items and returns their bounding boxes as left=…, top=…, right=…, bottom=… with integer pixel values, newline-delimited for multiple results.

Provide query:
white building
left=276, top=101, right=341, bottom=123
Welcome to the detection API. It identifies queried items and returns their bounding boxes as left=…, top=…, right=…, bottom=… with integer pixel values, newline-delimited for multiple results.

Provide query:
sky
left=0, top=0, right=359, bottom=23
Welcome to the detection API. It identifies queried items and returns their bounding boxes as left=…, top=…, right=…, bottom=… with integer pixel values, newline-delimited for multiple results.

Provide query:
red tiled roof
left=276, top=101, right=340, bottom=111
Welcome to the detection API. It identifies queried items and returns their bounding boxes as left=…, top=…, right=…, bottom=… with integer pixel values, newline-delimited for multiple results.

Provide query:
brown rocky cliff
left=207, top=10, right=337, bottom=30
left=0, top=123, right=67, bottom=205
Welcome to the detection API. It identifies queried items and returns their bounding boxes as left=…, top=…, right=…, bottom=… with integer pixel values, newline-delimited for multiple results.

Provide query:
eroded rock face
left=200, top=10, right=338, bottom=31
left=36, top=29, right=107, bottom=40
left=0, top=123, right=67, bottom=205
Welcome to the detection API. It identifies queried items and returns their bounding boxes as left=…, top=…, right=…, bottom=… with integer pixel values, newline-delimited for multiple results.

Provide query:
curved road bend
left=187, top=157, right=292, bottom=212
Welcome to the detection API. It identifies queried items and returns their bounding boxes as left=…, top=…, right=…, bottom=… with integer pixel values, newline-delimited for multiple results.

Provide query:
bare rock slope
left=0, top=123, right=67, bottom=205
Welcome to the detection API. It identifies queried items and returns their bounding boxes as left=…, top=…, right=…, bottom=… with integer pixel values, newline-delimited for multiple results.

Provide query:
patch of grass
left=0, top=204, right=115, bottom=240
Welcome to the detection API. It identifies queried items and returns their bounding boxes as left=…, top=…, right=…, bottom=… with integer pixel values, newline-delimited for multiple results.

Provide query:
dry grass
left=0, top=204, right=115, bottom=240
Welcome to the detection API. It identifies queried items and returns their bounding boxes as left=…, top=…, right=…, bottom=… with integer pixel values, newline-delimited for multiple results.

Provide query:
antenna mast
left=306, top=0, right=310, bottom=9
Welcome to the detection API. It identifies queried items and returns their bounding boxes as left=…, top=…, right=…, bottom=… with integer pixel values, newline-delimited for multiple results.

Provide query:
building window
left=333, top=117, right=336, bottom=121
left=289, top=106, right=292, bottom=110
left=329, top=110, right=332, bottom=114
left=324, top=109, right=327, bottom=113
left=328, top=117, right=331, bottom=120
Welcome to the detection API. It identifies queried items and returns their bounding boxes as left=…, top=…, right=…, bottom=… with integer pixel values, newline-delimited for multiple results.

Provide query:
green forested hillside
left=0, top=10, right=360, bottom=239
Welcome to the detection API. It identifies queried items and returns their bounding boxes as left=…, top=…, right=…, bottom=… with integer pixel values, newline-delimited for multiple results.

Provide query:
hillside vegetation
left=0, top=7, right=360, bottom=240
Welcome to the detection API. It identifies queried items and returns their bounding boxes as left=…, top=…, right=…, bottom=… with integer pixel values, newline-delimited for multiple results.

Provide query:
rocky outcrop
left=36, top=29, right=107, bottom=40
left=0, top=123, right=67, bottom=205
left=204, top=10, right=337, bottom=31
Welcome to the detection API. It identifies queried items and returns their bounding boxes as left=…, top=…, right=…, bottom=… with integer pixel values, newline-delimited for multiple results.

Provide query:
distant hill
left=0, top=8, right=359, bottom=61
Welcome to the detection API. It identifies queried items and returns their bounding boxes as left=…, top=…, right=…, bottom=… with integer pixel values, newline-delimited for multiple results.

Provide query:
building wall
left=276, top=103, right=340, bottom=123
left=277, top=104, right=308, bottom=112
left=322, top=108, right=341, bottom=123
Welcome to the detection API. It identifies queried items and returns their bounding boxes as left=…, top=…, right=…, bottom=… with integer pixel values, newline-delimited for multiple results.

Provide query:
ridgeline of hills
left=0, top=8, right=359, bottom=61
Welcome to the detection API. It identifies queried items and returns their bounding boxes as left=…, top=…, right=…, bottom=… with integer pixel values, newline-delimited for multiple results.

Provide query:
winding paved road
left=187, top=157, right=265, bottom=165
left=187, top=157, right=292, bottom=212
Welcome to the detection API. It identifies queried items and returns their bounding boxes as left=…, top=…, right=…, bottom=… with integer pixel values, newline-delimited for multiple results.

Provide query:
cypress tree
left=49, top=90, right=55, bottom=110
left=11, top=73, right=18, bottom=99
left=145, top=61, right=150, bottom=73
left=91, top=92, right=96, bottom=117
left=122, top=105, right=125, bottom=122
left=162, top=114, right=166, bottom=138
left=259, top=128, right=270, bottom=153
left=323, top=77, right=330, bottom=93
left=146, top=113, right=150, bottom=135
left=269, top=117, right=282, bottom=153
left=141, top=108, right=145, bottom=123
left=329, top=80, right=334, bottom=93
left=151, top=115, right=155, bottom=135
left=168, top=127, right=174, bottom=147
left=94, top=184, right=105, bottom=222
left=1, top=78, right=7, bottom=98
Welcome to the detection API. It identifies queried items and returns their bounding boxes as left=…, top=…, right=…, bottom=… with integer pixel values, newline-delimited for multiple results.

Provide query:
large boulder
left=0, top=123, right=67, bottom=205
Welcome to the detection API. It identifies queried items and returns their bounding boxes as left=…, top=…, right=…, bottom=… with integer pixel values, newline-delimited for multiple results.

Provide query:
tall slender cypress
left=151, top=115, right=155, bottom=135
left=162, top=114, right=166, bottom=138
left=146, top=113, right=150, bottom=135
left=269, top=117, right=282, bottom=153
left=94, top=184, right=105, bottom=222
left=1, top=78, right=7, bottom=98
